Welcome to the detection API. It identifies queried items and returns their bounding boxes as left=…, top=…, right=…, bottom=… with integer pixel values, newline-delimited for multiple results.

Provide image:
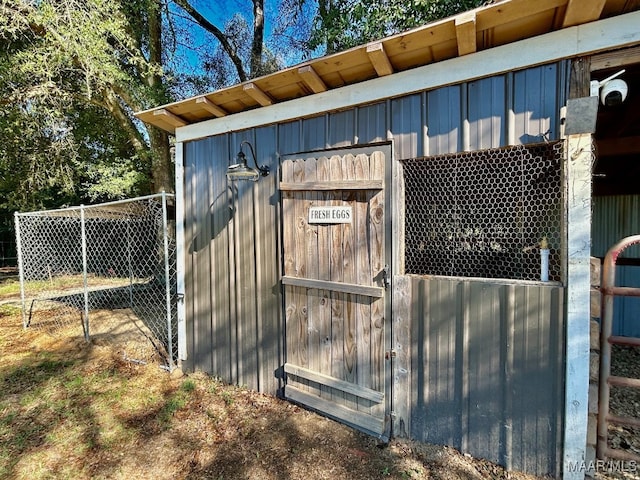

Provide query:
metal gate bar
left=597, top=234, right=640, bottom=462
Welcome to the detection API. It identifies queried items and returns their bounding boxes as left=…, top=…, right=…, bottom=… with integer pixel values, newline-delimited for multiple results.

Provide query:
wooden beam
left=366, top=42, right=394, bottom=76
left=153, top=109, right=187, bottom=127
left=279, top=180, right=383, bottom=191
left=284, top=385, right=384, bottom=436
left=455, top=11, right=477, bottom=56
left=284, top=363, right=384, bottom=403
left=195, top=96, right=227, bottom=117
left=298, top=65, right=328, bottom=93
left=569, top=57, right=591, bottom=99
left=243, top=82, right=273, bottom=106
left=281, top=275, right=384, bottom=298
left=597, top=136, right=640, bottom=157
left=591, top=45, right=640, bottom=71
left=562, top=0, right=606, bottom=27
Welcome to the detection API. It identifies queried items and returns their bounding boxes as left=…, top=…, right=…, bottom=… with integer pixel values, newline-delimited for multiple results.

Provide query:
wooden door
left=280, top=148, right=388, bottom=438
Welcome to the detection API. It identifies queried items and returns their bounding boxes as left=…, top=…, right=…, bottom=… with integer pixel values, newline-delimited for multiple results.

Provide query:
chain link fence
left=15, top=193, right=177, bottom=369
left=402, top=141, right=564, bottom=282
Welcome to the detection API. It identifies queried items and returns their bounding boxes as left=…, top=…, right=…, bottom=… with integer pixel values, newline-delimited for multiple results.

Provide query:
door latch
left=382, top=264, right=390, bottom=290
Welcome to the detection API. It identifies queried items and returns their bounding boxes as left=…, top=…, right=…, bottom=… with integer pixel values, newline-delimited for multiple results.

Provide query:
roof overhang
left=136, top=0, right=640, bottom=137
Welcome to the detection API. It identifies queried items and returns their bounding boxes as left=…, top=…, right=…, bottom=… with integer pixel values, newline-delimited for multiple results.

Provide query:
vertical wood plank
left=282, top=159, right=298, bottom=384
left=393, top=275, right=411, bottom=438
left=305, top=157, right=320, bottom=398
left=354, top=154, right=373, bottom=414
left=342, top=154, right=358, bottom=411
left=293, top=159, right=308, bottom=382
left=316, top=156, right=332, bottom=398
left=329, top=155, right=345, bottom=403
left=370, top=152, right=385, bottom=394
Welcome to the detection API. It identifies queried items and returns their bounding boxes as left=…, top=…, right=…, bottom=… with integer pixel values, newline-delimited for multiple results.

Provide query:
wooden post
left=563, top=133, right=592, bottom=479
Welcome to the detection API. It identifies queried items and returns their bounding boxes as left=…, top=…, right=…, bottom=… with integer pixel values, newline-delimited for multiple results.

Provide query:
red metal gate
left=598, top=234, right=640, bottom=462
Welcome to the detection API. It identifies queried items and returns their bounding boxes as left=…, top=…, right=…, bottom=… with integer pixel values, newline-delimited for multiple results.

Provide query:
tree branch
left=172, top=0, right=248, bottom=82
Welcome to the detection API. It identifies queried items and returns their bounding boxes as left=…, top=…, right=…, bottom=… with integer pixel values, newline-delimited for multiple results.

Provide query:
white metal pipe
left=14, top=212, right=27, bottom=329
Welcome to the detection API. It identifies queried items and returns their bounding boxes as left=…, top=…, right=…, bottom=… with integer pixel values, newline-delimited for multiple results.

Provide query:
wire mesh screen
left=402, top=141, right=563, bottom=282
left=15, top=194, right=177, bottom=369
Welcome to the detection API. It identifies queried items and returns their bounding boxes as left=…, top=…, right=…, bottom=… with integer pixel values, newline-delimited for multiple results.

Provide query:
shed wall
left=395, top=276, right=565, bottom=475
left=181, top=60, right=569, bottom=476
left=592, top=195, right=640, bottom=336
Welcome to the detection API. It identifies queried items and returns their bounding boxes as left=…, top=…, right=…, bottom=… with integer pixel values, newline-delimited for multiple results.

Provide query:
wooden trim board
left=285, top=385, right=385, bottom=436
left=281, top=275, right=384, bottom=298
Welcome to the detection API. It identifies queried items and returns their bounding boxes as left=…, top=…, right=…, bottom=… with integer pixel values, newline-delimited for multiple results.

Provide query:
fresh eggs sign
left=308, top=206, right=353, bottom=224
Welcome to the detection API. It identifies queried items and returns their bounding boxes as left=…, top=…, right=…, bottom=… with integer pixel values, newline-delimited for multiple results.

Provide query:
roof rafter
left=298, top=65, right=328, bottom=93
left=153, top=109, right=187, bottom=128
left=455, top=11, right=477, bottom=56
left=366, top=42, right=394, bottom=76
left=562, top=0, right=607, bottom=27
left=243, top=82, right=274, bottom=106
left=196, top=96, right=227, bottom=117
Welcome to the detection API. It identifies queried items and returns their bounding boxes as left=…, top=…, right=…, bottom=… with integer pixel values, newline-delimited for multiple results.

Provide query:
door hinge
left=385, top=349, right=396, bottom=360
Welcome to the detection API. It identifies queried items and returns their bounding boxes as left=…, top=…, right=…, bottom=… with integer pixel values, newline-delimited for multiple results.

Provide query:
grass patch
left=158, top=379, right=196, bottom=429
left=0, top=277, right=20, bottom=297
left=0, top=298, right=547, bottom=480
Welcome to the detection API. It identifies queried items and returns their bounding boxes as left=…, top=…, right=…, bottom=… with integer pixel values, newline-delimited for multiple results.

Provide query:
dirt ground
left=1, top=273, right=638, bottom=480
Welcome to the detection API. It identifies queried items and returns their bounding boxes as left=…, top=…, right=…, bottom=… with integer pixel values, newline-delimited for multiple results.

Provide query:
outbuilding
left=136, top=1, right=640, bottom=477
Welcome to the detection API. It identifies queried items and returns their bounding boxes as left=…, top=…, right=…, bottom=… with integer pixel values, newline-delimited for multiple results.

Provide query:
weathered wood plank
left=342, top=155, right=358, bottom=411
left=316, top=156, right=332, bottom=395
left=354, top=154, right=373, bottom=414
left=342, top=154, right=357, bottom=394
left=392, top=275, right=411, bottom=438
left=282, top=158, right=298, bottom=385
left=281, top=276, right=384, bottom=298
left=279, top=180, right=383, bottom=191
left=284, top=363, right=384, bottom=403
left=370, top=151, right=385, bottom=395
left=305, top=157, right=320, bottom=398
left=285, top=385, right=385, bottom=436
left=293, top=159, right=308, bottom=373
left=329, top=155, right=345, bottom=403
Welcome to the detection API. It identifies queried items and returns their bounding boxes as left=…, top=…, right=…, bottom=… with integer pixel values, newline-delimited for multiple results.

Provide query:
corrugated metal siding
left=405, top=276, right=565, bottom=477
left=593, top=195, right=640, bottom=336
left=182, top=60, right=569, bottom=472
left=184, top=130, right=281, bottom=393
left=593, top=196, right=640, bottom=258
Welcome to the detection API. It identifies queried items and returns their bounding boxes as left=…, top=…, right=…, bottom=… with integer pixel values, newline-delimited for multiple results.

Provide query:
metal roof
left=135, top=0, right=640, bottom=134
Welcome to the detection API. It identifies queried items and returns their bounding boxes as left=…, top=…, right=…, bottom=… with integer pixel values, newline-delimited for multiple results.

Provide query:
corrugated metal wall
left=182, top=60, right=569, bottom=476
left=394, top=276, right=565, bottom=476
left=593, top=195, right=640, bottom=336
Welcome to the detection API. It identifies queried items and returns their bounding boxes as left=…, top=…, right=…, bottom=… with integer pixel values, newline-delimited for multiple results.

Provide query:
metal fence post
left=161, top=191, right=174, bottom=369
left=14, top=212, right=27, bottom=329
left=80, top=205, right=90, bottom=342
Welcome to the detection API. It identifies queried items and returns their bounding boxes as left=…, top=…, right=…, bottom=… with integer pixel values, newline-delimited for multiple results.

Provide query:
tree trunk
left=149, top=126, right=173, bottom=193
left=251, top=0, right=264, bottom=76
left=147, top=0, right=173, bottom=193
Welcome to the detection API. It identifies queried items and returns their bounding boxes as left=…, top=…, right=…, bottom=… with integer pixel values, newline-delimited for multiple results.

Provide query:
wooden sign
left=308, top=206, right=353, bottom=224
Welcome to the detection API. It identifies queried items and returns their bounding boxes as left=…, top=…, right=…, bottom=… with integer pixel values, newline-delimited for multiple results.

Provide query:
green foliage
left=0, top=0, right=160, bottom=210
left=308, top=0, right=487, bottom=54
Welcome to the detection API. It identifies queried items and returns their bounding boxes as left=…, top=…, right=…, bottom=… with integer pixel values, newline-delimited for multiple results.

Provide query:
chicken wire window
left=402, top=141, right=563, bottom=282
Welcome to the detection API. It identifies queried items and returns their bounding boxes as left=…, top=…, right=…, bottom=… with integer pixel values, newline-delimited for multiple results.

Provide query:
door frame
left=277, top=142, right=394, bottom=440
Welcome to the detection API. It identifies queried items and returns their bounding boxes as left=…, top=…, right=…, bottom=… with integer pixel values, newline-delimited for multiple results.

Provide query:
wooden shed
left=136, top=1, right=640, bottom=477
